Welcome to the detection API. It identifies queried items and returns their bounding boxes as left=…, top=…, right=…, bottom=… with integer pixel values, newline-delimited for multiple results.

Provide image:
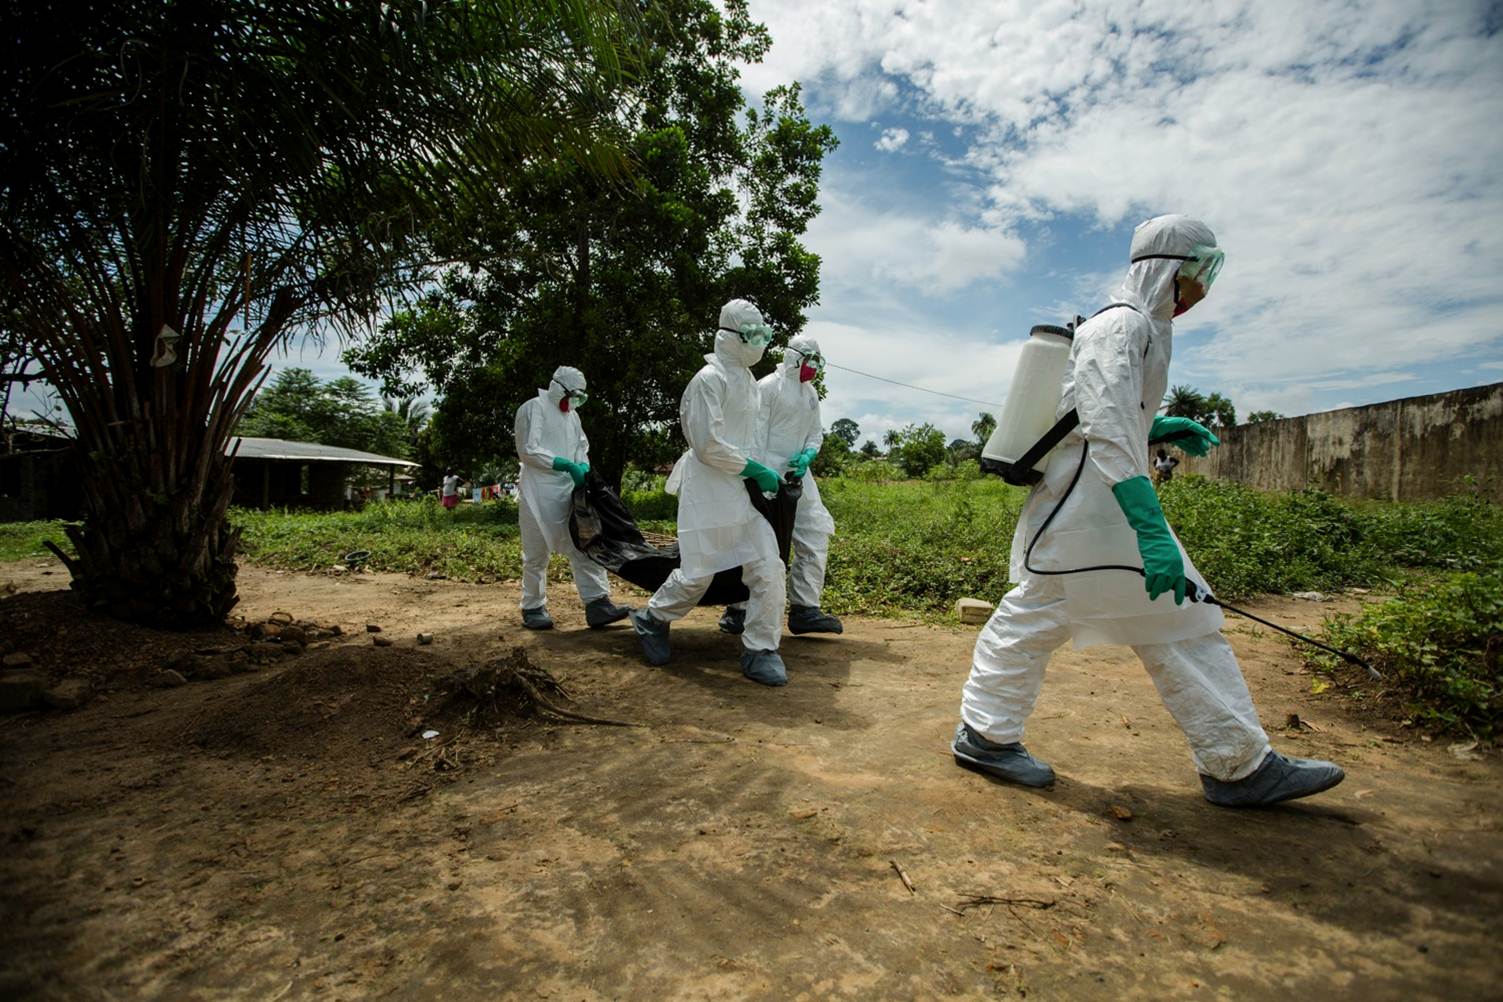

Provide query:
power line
left=824, top=361, right=1003, bottom=410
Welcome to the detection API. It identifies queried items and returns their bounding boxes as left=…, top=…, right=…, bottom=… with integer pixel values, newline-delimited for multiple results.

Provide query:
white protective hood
left=514, top=366, right=590, bottom=551
left=1008, top=214, right=1224, bottom=648
left=663, top=309, right=776, bottom=578
left=755, top=334, right=835, bottom=537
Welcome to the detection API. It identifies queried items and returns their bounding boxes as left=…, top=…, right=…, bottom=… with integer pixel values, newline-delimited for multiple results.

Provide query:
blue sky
left=17, top=2, right=1499, bottom=448
left=739, top=0, right=1503, bottom=445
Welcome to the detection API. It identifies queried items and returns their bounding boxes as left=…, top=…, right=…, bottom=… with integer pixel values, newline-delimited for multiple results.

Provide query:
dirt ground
left=1, top=558, right=1499, bottom=1001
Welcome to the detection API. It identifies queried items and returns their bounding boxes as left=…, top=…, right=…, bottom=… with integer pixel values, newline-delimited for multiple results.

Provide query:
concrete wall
left=1177, top=382, right=1503, bottom=502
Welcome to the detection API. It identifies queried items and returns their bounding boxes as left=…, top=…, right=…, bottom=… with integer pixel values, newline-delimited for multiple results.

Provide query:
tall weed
left=1311, top=569, right=1503, bottom=737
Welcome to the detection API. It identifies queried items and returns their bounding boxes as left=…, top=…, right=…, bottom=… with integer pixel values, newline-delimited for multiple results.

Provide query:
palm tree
left=1164, top=385, right=1208, bottom=419
left=0, top=0, right=643, bottom=624
left=971, top=411, right=997, bottom=445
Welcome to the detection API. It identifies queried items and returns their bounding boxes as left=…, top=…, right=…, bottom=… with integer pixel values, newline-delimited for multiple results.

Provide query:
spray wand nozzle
left=1185, top=581, right=1382, bottom=681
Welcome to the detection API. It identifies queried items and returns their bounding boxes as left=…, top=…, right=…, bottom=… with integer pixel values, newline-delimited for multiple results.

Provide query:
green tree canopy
left=888, top=423, right=948, bottom=478
left=1164, top=385, right=1208, bottom=419
left=237, top=368, right=409, bottom=459
left=1164, top=385, right=1237, bottom=429
left=831, top=418, right=861, bottom=447
left=811, top=432, right=852, bottom=478
left=947, top=438, right=980, bottom=464
left=971, top=411, right=997, bottom=445
left=1246, top=409, right=1284, bottom=424
left=0, top=0, right=642, bottom=623
left=343, top=0, right=838, bottom=487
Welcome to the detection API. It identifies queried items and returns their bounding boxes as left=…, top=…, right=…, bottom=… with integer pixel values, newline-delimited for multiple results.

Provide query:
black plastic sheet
left=568, top=472, right=800, bottom=606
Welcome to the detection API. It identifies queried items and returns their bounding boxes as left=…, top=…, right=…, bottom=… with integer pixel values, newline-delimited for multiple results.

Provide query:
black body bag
left=568, top=472, right=800, bottom=606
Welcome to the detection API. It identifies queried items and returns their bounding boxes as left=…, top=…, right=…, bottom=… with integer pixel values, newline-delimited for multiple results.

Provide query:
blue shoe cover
left=718, top=607, right=746, bottom=635
left=788, top=604, right=843, bottom=635
left=629, top=609, right=671, bottom=666
left=521, top=606, right=554, bottom=630
left=951, top=722, right=1055, bottom=787
left=1201, top=751, right=1344, bottom=807
left=585, top=597, right=632, bottom=628
left=739, top=649, right=788, bottom=687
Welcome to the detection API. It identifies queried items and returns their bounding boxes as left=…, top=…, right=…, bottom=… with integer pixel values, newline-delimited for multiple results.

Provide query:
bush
left=840, top=459, right=905, bottom=483
left=1160, top=478, right=1386, bottom=599
left=1310, top=569, right=1503, bottom=737
left=619, top=466, right=666, bottom=495
left=819, top=477, right=1026, bottom=616
left=924, top=459, right=983, bottom=482
left=621, top=487, right=677, bottom=521
left=1354, top=492, right=1503, bottom=572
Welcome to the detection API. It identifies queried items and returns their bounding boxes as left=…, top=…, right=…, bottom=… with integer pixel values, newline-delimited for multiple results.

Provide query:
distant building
left=0, top=429, right=79, bottom=521
left=1, top=434, right=421, bottom=522
left=228, top=437, right=419, bottom=509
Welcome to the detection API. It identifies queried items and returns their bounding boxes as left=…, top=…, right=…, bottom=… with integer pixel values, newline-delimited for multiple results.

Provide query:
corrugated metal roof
left=227, top=437, right=419, bottom=468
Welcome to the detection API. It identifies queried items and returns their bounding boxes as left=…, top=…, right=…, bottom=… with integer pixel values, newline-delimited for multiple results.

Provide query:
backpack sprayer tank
left=980, top=324, right=1076, bottom=486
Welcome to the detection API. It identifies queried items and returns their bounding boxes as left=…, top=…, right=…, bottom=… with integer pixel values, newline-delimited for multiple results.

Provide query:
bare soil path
left=1, top=561, right=1498, bottom=1000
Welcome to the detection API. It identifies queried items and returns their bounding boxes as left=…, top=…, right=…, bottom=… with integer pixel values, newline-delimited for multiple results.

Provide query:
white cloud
left=874, top=126, right=909, bottom=152
left=808, top=184, right=1026, bottom=296
left=802, top=302, right=1019, bottom=443
left=744, top=0, right=1503, bottom=412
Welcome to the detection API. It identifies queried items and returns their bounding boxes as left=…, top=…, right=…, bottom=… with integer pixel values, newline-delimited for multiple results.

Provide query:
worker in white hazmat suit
left=718, top=334, right=842, bottom=637
left=513, top=366, right=632, bottom=631
left=953, top=215, right=1345, bottom=807
left=629, top=300, right=791, bottom=686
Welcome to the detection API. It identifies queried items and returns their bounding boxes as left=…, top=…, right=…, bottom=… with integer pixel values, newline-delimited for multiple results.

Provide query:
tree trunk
left=47, top=414, right=242, bottom=627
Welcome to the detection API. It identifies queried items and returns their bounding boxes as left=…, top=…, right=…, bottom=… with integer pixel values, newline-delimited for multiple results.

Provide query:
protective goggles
left=1131, top=244, right=1225, bottom=290
left=789, top=347, right=825, bottom=374
left=551, top=379, right=588, bottom=407
left=720, top=324, right=774, bottom=349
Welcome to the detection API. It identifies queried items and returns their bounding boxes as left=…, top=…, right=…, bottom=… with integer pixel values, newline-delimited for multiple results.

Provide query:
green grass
left=234, top=496, right=528, bottom=581
left=0, top=520, right=69, bottom=562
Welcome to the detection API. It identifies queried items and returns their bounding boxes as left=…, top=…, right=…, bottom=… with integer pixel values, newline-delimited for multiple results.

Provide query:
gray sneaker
left=951, top=722, right=1055, bottom=788
left=788, top=604, right=843, bottom=635
left=739, top=649, right=788, bottom=687
left=585, top=597, right=632, bottom=629
left=718, top=607, right=746, bottom=635
left=629, top=609, right=671, bottom=666
left=1201, top=751, right=1345, bottom=807
left=522, top=606, right=554, bottom=630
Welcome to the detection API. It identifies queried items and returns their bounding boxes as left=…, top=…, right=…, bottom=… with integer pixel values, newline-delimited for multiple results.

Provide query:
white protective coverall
left=650, top=316, right=786, bottom=652
left=740, top=336, right=835, bottom=608
left=513, top=366, right=612, bottom=610
left=960, top=216, right=1273, bottom=782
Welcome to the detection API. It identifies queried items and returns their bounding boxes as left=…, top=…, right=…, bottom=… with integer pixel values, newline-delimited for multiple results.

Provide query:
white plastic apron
left=666, top=354, right=774, bottom=578
left=516, top=392, right=585, bottom=552
left=1008, top=298, right=1223, bottom=649
left=754, top=367, right=834, bottom=538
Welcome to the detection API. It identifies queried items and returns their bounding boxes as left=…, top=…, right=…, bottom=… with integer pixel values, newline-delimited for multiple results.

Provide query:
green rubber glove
left=551, top=456, right=588, bottom=488
left=788, top=447, right=818, bottom=478
left=1149, top=416, right=1220, bottom=457
left=740, top=459, right=781, bottom=493
left=1111, top=475, right=1186, bottom=605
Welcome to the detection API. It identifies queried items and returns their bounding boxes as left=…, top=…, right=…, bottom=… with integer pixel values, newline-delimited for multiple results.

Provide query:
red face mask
left=800, top=363, right=817, bottom=383
left=558, top=398, right=570, bottom=413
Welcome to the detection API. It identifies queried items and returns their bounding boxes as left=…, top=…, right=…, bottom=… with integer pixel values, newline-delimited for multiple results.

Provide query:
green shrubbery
left=1160, top=478, right=1384, bottom=598
left=1310, top=569, right=1502, bottom=736
left=819, top=477, right=1024, bottom=616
